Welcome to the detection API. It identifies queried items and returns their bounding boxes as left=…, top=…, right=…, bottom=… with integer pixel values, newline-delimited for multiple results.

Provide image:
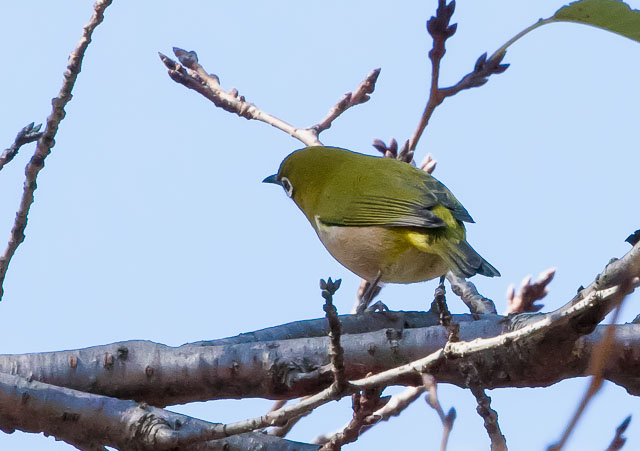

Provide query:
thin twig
left=318, top=388, right=385, bottom=450
left=360, top=386, right=423, bottom=433
left=161, top=48, right=318, bottom=146
left=321, top=277, right=346, bottom=391
left=160, top=49, right=380, bottom=148
left=431, top=276, right=460, bottom=343
left=446, top=272, right=497, bottom=315
left=408, top=0, right=508, bottom=152
left=0, top=0, right=113, bottom=301
left=423, top=375, right=456, bottom=451
left=505, top=268, right=556, bottom=314
left=470, top=387, right=507, bottom=451
left=0, top=123, right=43, bottom=172
left=313, top=68, right=381, bottom=134
left=431, top=276, right=452, bottom=327
left=548, top=294, right=628, bottom=451
left=267, top=409, right=311, bottom=438
left=314, top=386, right=425, bottom=446
left=605, top=416, right=631, bottom=451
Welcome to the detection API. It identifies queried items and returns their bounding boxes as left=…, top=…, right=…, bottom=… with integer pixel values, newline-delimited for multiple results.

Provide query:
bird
left=263, top=146, right=499, bottom=287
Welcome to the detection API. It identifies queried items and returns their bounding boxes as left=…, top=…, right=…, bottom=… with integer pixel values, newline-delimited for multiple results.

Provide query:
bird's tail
left=441, top=239, right=500, bottom=278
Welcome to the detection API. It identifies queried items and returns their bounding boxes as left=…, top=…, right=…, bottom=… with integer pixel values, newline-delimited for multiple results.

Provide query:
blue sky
left=1, top=1, right=639, bottom=449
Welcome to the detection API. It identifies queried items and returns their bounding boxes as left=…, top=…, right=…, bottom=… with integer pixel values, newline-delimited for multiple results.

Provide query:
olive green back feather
left=277, top=146, right=473, bottom=229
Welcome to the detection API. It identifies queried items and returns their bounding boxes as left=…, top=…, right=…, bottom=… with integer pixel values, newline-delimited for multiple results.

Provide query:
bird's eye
left=281, top=177, right=293, bottom=197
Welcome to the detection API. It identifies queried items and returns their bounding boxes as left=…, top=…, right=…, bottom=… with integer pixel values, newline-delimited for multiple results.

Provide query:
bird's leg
left=354, top=272, right=383, bottom=313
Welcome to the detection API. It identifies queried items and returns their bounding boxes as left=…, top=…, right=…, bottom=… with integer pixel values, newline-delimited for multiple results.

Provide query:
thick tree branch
left=549, top=295, right=627, bottom=451
left=1, top=308, right=639, bottom=405
left=0, top=372, right=317, bottom=450
left=0, top=0, right=113, bottom=301
left=0, top=243, right=636, bottom=407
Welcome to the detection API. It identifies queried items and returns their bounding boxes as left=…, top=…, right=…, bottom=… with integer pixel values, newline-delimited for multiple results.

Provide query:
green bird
left=263, top=146, right=499, bottom=284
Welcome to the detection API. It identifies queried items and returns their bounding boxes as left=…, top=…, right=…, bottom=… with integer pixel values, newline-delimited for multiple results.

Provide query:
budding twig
left=0, top=0, right=113, bottom=301
left=160, top=48, right=380, bottom=148
left=408, top=0, right=508, bottom=153
left=505, top=268, right=556, bottom=314
left=0, top=123, right=43, bottom=172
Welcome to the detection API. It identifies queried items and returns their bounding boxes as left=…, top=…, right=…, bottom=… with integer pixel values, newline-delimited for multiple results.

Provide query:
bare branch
left=0, top=123, right=43, bottom=172
left=317, top=388, right=386, bottom=450
left=505, top=268, right=556, bottom=314
left=160, top=49, right=380, bottom=148
left=0, top=372, right=318, bottom=450
left=605, top=416, right=631, bottom=451
left=447, top=272, right=498, bottom=315
left=431, top=276, right=453, bottom=327
left=321, top=278, right=347, bottom=391
left=315, top=386, right=425, bottom=446
left=350, top=239, right=639, bottom=391
left=267, top=405, right=311, bottom=439
left=313, top=68, right=381, bottom=134
left=0, top=241, right=637, bottom=407
left=361, top=386, right=424, bottom=432
left=423, top=375, right=456, bottom=451
left=470, top=387, right=507, bottom=451
left=0, top=0, right=113, bottom=301
left=159, top=49, right=319, bottom=146
left=408, top=0, right=508, bottom=152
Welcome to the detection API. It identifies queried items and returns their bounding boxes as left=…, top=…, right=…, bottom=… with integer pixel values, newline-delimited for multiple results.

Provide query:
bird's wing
left=319, top=194, right=447, bottom=228
left=420, top=176, right=474, bottom=223
left=318, top=170, right=473, bottom=228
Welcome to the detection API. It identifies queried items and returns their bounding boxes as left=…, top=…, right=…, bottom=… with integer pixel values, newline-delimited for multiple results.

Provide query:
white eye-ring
left=281, top=177, right=294, bottom=197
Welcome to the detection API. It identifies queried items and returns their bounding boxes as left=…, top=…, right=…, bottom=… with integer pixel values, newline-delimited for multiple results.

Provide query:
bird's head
left=263, top=146, right=336, bottom=215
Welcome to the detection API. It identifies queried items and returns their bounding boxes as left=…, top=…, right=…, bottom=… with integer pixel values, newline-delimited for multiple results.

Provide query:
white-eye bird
left=263, top=146, right=499, bottom=284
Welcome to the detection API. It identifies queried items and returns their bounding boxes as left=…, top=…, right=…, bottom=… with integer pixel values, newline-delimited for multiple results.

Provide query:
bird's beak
left=262, top=174, right=279, bottom=185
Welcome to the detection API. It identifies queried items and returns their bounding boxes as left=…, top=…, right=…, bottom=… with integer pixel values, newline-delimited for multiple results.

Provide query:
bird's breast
left=313, top=217, right=448, bottom=283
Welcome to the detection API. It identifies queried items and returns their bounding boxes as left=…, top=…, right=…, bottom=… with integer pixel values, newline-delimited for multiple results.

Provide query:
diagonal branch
left=423, top=374, right=456, bottom=451
left=548, top=293, right=628, bottom=451
left=160, top=48, right=380, bottom=147
left=312, top=68, right=381, bottom=134
left=605, top=416, right=631, bottom=451
left=447, top=272, right=498, bottom=315
left=0, top=0, right=113, bottom=301
left=470, top=387, right=507, bottom=451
